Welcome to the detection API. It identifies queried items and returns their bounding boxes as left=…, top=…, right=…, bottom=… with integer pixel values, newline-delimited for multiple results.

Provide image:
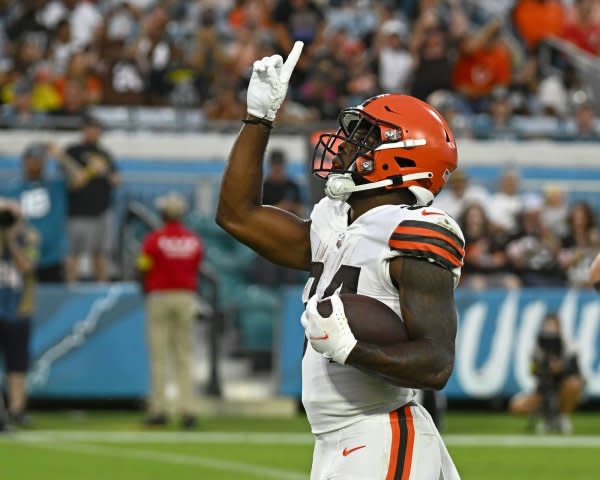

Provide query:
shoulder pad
left=388, top=208, right=465, bottom=271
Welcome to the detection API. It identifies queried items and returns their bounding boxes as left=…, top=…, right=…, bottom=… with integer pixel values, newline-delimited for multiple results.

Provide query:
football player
left=216, top=42, right=463, bottom=479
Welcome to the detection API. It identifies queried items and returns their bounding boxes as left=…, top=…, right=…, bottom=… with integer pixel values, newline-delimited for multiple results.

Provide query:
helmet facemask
left=313, top=109, right=383, bottom=181
left=313, top=108, right=432, bottom=202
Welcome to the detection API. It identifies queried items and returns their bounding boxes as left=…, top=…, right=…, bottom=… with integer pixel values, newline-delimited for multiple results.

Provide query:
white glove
left=246, top=41, right=304, bottom=121
left=301, top=293, right=357, bottom=365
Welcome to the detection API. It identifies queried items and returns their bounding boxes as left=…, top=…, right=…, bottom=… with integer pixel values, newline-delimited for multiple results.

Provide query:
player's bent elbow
left=429, top=369, right=452, bottom=390
left=428, top=357, right=454, bottom=390
left=215, top=209, right=241, bottom=235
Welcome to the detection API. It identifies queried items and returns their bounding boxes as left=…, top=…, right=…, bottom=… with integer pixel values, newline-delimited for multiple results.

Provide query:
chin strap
left=324, top=172, right=433, bottom=202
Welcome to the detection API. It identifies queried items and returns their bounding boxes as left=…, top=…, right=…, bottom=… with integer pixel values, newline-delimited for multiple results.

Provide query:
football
left=317, top=293, right=409, bottom=345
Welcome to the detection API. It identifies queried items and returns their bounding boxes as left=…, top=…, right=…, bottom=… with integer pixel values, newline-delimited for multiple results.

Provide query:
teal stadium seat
left=236, top=285, right=280, bottom=353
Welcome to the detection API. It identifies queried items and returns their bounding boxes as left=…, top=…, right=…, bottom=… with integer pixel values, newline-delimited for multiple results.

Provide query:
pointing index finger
left=280, top=41, right=304, bottom=82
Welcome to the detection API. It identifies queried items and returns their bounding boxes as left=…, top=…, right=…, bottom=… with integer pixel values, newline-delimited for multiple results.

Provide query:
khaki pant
left=146, top=290, right=197, bottom=416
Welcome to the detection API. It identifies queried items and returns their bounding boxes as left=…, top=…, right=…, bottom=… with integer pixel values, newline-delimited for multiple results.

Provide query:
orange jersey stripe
left=399, top=219, right=464, bottom=248
left=388, top=239, right=463, bottom=267
left=392, top=225, right=465, bottom=257
left=386, top=410, right=400, bottom=480
left=401, top=406, right=415, bottom=480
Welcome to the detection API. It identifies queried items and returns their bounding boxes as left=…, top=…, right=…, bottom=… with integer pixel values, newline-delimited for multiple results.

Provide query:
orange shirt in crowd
left=452, top=44, right=512, bottom=98
left=54, top=75, right=103, bottom=104
left=513, top=0, right=565, bottom=50
left=228, top=1, right=272, bottom=30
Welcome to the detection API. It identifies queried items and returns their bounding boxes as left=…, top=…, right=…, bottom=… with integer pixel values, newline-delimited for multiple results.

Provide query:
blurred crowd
left=433, top=169, right=600, bottom=290
left=1, top=0, right=600, bottom=136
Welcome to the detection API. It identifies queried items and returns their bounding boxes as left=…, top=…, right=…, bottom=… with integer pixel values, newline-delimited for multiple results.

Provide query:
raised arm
left=47, top=143, right=87, bottom=188
left=346, top=257, right=457, bottom=389
left=215, top=42, right=311, bottom=271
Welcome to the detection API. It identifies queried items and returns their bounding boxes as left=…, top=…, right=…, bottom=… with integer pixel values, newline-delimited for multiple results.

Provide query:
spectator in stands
left=0, top=78, right=46, bottom=128
left=570, top=101, right=600, bottom=140
left=203, top=84, right=245, bottom=122
left=97, top=1, right=142, bottom=61
left=472, top=87, right=520, bottom=139
left=409, top=3, right=464, bottom=101
left=538, top=63, right=584, bottom=118
left=272, top=0, right=325, bottom=59
left=541, top=183, right=569, bottom=239
left=137, top=192, right=203, bottom=429
left=8, top=142, right=85, bottom=283
left=512, top=0, right=565, bottom=52
left=53, top=51, right=103, bottom=112
left=433, top=169, right=490, bottom=220
left=509, top=312, right=584, bottom=434
left=228, top=0, right=273, bottom=32
left=459, top=203, right=521, bottom=290
left=3, top=0, right=51, bottom=52
left=452, top=18, right=512, bottom=111
left=299, top=63, right=342, bottom=120
left=190, top=8, right=228, bottom=104
left=553, top=100, right=600, bottom=140
left=506, top=193, right=565, bottom=286
left=558, top=201, right=600, bottom=287
left=133, top=4, right=176, bottom=105
left=48, top=19, right=78, bottom=75
left=375, top=19, right=413, bottom=94
left=344, top=43, right=378, bottom=106
left=30, top=62, right=61, bottom=113
left=64, top=115, right=120, bottom=283
left=560, top=0, right=600, bottom=56
left=0, top=197, right=38, bottom=427
left=99, top=50, right=145, bottom=106
left=489, top=168, right=523, bottom=235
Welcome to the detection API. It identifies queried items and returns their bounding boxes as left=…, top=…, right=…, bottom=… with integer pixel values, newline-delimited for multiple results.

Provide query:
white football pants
left=309, top=402, right=460, bottom=480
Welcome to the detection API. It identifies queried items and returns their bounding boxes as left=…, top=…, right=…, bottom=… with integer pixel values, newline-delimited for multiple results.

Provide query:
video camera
left=532, top=329, right=564, bottom=430
left=537, top=330, right=563, bottom=358
left=0, top=206, right=17, bottom=229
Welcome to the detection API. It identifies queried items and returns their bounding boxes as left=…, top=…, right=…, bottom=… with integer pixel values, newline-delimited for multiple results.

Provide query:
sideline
left=4, top=431, right=600, bottom=448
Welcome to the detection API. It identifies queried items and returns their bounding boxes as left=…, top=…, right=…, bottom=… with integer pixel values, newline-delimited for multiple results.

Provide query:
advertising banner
left=0, top=283, right=149, bottom=398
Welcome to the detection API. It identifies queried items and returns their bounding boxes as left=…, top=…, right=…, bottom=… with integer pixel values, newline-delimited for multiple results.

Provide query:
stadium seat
left=89, top=106, right=132, bottom=130
left=235, top=285, right=280, bottom=353
left=134, top=108, right=177, bottom=130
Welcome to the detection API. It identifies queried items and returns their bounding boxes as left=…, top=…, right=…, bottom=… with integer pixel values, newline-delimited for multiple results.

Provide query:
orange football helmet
left=313, top=94, right=458, bottom=205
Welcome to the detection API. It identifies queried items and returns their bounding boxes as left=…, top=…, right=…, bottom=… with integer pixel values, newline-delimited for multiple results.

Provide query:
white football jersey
left=301, top=197, right=464, bottom=434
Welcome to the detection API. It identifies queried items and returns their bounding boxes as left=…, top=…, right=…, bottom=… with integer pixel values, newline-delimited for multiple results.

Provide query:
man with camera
left=509, top=312, right=584, bottom=433
left=0, top=198, right=38, bottom=427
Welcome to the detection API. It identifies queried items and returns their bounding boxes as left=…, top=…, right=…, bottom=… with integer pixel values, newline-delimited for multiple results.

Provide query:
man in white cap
left=137, top=192, right=203, bottom=429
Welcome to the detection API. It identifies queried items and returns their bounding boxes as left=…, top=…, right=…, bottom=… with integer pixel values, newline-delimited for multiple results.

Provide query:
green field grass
left=2, top=411, right=600, bottom=479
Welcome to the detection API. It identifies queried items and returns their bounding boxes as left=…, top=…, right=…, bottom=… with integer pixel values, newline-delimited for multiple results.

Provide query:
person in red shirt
left=452, top=19, right=512, bottom=107
left=561, top=0, right=600, bottom=56
left=137, top=192, right=203, bottom=429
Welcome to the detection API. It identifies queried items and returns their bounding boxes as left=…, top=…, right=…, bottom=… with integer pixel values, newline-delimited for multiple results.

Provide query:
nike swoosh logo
left=421, top=209, right=443, bottom=216
left=342, top=445, right=366, bottom=456
left=309, top=333, right=329, bottom=341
